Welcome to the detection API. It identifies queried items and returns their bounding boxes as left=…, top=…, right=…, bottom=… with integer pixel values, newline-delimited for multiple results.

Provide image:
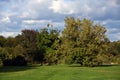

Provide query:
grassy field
left=0, top=64, right=120, bottom=80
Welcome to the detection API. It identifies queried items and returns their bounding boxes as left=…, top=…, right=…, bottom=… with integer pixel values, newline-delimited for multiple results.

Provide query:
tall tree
left=17, top=29, right=39, bottom=63
left=57, top=17, right=109, bottom=66
left=37, top=28, right=59, bottom=64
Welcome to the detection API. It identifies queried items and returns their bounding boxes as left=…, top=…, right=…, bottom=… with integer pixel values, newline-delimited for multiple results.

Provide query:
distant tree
left=4, top=37, right=17, bottom=47
left=109, top=41, right=120, bottom=56
left=0, top=48, right=6, bottom=65
left=107, top=40, right=120, bottom=64
left=0, top=36, right=6, bottom=47
left=0, top=47, right=13, bottom=65
left=20, top=29, right=38, bottom=48
left=13, top=45, right=26, bottom=58
left=0, top=47, right=13, bottom=60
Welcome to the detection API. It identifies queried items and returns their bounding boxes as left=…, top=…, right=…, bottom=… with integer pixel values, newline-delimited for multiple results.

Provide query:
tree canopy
left=0, top=17, right=120, bottom=66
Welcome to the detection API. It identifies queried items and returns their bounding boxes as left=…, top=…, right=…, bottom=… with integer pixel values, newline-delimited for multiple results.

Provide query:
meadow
left=0, top=65, right=120, bottom=80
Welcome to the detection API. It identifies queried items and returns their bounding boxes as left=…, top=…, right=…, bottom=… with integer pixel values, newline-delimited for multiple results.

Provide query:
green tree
left=0, top=47, right=13, bottom=65
left=4, top=37, right=17, bottom=47
left=13, top=45, right=26, bottom=58
left=57, top=17, right=109, bottom=66
left=37, top=28, right=59, bottom=64
left=107, top=40, right=120, bottom=64
left=17, top=29, right=39, bottom=63
left=0, top=36, right=6, bottom=47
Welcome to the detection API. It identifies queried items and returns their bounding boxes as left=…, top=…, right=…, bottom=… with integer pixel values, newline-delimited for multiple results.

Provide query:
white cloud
left=50, top=0, right=75, bottom=14
left=20, top=12, right=30, bottom=18
left=22, top=19, right=64, bottom=30
left=23, top=20, right=51, bottom=24
left=0, top=0, right=119, bottom=41
left=22, top=0, right=52, bottom=19
left=0, top=17, right=11, bottom=23
left=107, top=32, right=120, bottom=41
left=0, top=31, right=20, bottom=38
left=115, top=33, right=120, bottom=40
left=49, top=0, right=92, bottom=15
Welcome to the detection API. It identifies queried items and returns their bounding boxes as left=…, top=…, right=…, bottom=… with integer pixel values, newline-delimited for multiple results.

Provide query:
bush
left=12, top=56, right=27, bottom=66
left=3, top=56, right=27, bottom=66
left=3, top=59, right=13, bottom=66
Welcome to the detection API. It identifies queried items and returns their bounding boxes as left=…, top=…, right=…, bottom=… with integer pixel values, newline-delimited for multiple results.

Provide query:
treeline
left=0, top=17, right=120, bottom=67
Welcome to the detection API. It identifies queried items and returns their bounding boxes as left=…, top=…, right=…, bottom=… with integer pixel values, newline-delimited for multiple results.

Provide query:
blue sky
left=0, top=0, right=120, bottom=41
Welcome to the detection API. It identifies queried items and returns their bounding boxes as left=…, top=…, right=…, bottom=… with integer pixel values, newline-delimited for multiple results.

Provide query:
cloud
left=107, top=32, right=120, bottom=41
left=50, top=0, right=75, bottom=14
left=0, top=0, right=120, bottom=41
left=0, top=17, right=11, bottom=23
left=95, top=19, right=120, bottom=41
left=49, top=0, right=93, bottom=17
left=0, top=31, right=20, bottom=37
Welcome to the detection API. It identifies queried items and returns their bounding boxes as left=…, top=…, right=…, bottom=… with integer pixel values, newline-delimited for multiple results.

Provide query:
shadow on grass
left=0, top=65, right=40, bottom=73
left=68, top=64, right=82, bottom=67
left=96, top=64, right=120, bottom=67
left=68, top=64, right=120, bottom=67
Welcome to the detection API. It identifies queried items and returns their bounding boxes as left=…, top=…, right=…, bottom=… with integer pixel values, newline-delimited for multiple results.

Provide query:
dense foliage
left=0, top=17, right=120, bottom=66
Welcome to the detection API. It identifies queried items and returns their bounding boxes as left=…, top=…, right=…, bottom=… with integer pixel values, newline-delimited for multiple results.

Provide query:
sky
left=0, top=0, right=120, bottom=41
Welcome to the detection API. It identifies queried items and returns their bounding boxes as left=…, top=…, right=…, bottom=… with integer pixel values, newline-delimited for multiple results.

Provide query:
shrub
left=12, top=56, right=27, bottom=66
left=3, top=59, right=13, bottom=66
left=3, top=56, right=27, bottom=66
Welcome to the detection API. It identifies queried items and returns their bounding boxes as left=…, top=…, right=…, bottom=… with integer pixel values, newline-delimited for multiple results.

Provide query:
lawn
left=0, top=64, right=120, bottom=80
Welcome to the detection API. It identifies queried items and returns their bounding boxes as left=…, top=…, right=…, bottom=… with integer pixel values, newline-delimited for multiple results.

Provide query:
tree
left=17, top=29, right=39, bottom=63
left=4, top=37, right=17, bottom=47
left=57, top=17, right=109, bottom=66
left=37, top=28, right=59, bottom=64
left=0, top=47, right=14, bottom=65
left=13, top=45, right=26, bottom=58
left=107, top=40, right=120, bottom=64
left=0, top=36, right=6, bottom=47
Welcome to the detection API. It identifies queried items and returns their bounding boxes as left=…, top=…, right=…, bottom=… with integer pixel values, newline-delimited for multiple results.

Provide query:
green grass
left=0, top=64, right=120, bottom=80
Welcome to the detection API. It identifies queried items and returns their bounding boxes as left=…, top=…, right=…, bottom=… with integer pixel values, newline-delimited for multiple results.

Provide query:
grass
left=0, top=64, right=120, bottom=80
